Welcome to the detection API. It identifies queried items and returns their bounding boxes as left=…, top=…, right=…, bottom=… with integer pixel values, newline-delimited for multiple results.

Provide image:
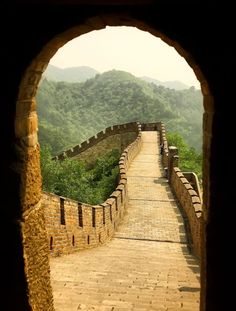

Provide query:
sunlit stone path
left=50, top=131, right=200, bottom=311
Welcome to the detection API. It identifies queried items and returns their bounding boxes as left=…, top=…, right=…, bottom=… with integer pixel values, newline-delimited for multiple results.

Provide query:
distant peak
left=43, top=64, right=99, bottom=82
left=140, top=75, right=190, bottom=90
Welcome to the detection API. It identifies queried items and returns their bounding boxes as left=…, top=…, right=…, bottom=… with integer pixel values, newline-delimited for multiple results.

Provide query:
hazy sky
left=50, top=26, right=200, bottom=88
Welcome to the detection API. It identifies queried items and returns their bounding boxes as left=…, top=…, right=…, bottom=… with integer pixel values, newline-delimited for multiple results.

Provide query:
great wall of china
left=42, top=121, right=202, bottom=258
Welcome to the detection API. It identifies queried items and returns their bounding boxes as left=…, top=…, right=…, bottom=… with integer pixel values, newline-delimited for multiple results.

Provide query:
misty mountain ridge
left=43, top=64, right=99, bottom=83
left=44, top=64, right=194, bottom=90
left=140, top=76, right=193, bottom=90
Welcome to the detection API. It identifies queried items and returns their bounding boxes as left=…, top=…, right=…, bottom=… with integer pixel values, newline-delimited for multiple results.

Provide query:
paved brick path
left=50, top=132, right=200, bottom=311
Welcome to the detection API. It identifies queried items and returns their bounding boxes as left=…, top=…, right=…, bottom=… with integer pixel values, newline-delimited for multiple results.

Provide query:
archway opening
left=38, top=25, right=204, bottom=218
left=16, top=16, right=211, bottom=311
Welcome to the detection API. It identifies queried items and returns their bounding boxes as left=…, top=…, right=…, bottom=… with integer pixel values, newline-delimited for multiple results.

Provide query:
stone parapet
left=42, top=123, right=142, bottom=256
left=158, top=123, right=202, bottom=257
left=159, top=122, right=169, bottom=168
left=54, top=122, right=140, bottom=161
left=170, top=167, right=202, bottom=258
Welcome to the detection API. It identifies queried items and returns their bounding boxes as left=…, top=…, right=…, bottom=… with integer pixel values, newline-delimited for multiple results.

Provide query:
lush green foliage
left=167, top=132, right=202, bottom=180
left=41, top=146, right=120, bottom=204
left=38, top=70, right=203, bottom=199
left=37, top=70, right=203, bottom=155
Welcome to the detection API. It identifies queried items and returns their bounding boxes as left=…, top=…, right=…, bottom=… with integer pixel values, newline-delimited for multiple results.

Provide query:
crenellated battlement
left=42, top=122, right=142, bottom=256
left=159, top=122, right=202, bottom=258
left=54, top=122, right=140, bottom=161
left=42, top=121, right=202, bottom=258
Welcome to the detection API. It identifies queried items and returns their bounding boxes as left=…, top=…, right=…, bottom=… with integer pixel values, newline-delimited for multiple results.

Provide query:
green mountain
left=36, top=69, right=203, bottom=155
left=140, top=76, right=191, bottom=90
left=43, top=64, right=99, bottom=82
left=45, top=64, right=195, bottom=90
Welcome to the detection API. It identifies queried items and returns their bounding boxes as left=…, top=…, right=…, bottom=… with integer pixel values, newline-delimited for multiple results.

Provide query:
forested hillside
left=37, top=70, right=203, bottom=155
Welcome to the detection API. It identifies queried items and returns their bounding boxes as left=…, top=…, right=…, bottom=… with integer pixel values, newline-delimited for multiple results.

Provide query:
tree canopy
left=38, top=69, right=203, bottom=202
left=41, top=146, right=120, bottom=205
left=37, top=70, right=203, bottom=155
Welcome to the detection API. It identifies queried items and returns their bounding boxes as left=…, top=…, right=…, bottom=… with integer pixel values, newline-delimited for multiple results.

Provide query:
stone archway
left=16, top=14, right=212, bottom=311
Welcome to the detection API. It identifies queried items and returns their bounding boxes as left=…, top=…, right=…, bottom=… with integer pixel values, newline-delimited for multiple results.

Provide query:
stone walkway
left=50, top=131, right=200, bottom=311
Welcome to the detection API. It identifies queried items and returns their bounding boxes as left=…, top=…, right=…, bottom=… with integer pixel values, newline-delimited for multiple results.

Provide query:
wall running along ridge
left=159, top=122, right=202, bottom=258
left=54, top=122, right=140, bottom=162
left=42, top=122, right=142, bottom=256
left=42, top=121, right=202, bottom=258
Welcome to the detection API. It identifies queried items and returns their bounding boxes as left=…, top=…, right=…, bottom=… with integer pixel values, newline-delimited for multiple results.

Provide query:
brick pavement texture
left=50, top=132, right=200, bottom=310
